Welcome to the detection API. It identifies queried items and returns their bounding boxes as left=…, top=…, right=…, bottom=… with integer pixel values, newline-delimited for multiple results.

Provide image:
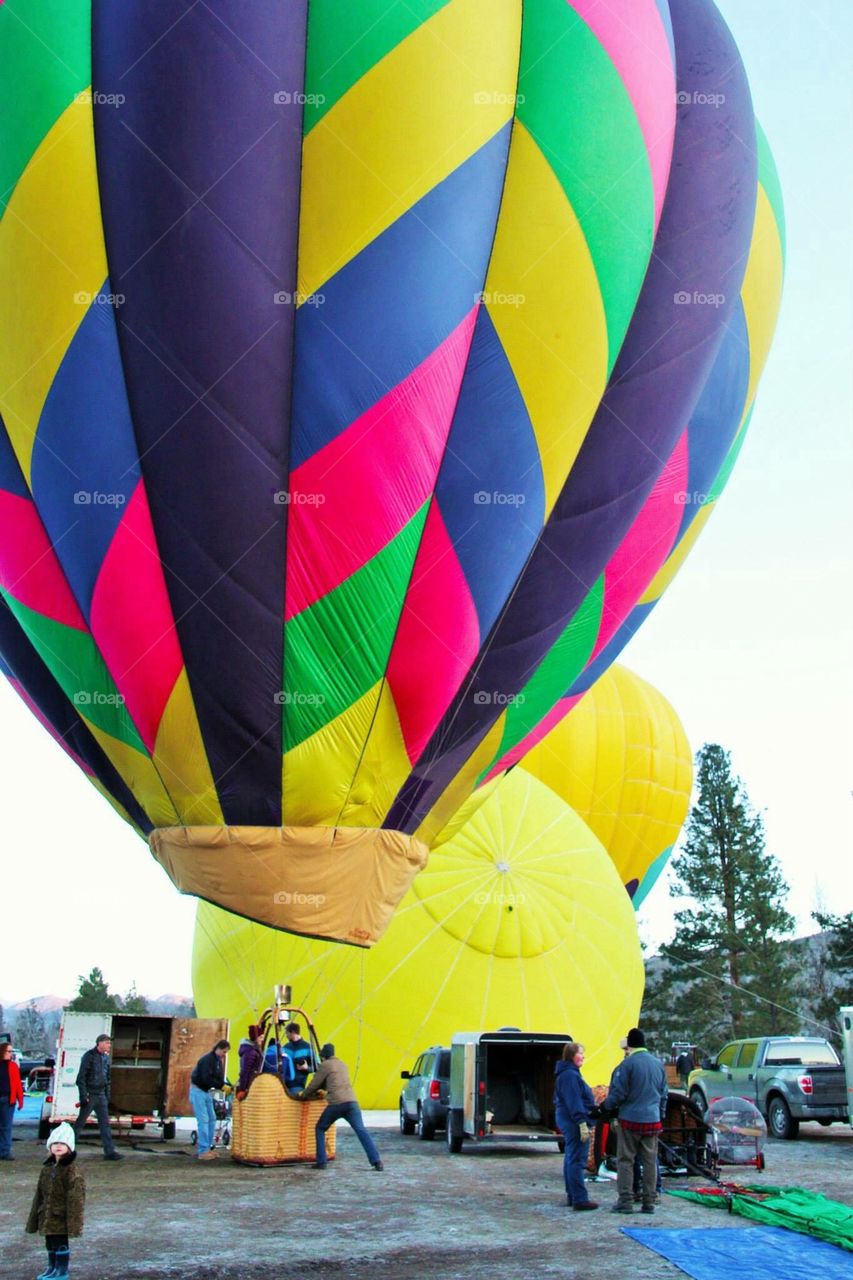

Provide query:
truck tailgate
left=809, top=1067, right=847, bottom=1108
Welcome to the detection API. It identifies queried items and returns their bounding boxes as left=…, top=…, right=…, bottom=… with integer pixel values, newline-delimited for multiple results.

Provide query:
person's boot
left=52, top=1246, right=70, bottom=1277
left=36, top=1250, right=56, bottom=1279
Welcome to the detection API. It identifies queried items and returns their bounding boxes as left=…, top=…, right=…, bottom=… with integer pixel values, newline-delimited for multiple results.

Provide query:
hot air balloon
left=193, top=663, right=693, bottom=1103
left=194, top=768, right=645, bottom=1103
left=517, top=665, right=692, bottom=906
left=1, top=0, right=771, bottom=948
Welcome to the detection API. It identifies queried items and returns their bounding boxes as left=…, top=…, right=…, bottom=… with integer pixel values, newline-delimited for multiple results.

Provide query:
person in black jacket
left=74, top=1035, right=122, bottom=1161
left=190, top=1039, right=230, bottom=1160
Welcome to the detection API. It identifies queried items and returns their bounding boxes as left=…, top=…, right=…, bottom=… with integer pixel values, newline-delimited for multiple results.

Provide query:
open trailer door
left=164, top=1018, right=229, bottom=1121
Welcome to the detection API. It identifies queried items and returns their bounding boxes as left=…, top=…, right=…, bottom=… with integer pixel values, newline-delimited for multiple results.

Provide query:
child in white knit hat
left=25, top=1122, right=85, bottom=1278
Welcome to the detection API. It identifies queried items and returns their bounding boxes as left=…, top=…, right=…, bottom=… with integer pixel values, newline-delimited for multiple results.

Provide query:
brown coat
left=299, top=1056, right=357, bottom=1105
left=26, top=1154, right=85, bottom=1237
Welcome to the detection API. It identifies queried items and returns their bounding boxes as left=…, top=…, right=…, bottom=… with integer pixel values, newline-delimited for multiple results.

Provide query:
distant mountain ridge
left=3, top=993, right=193, bottom=1014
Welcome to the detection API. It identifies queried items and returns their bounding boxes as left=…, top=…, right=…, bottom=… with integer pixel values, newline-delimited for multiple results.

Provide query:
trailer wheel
left=190, top=1129, right=198, bottom=1146
left=767, top=1095, right=799, bottom=1140
left=557, top=1138, right=565, bottom=1154
left=162, top=1121, right=176, bottom=1141
left=446, top=1110, right=464, bottom=1154
left=38, top=1118, right=50, bottom=1141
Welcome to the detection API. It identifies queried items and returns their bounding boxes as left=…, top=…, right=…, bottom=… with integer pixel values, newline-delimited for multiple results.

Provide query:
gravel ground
left=2, top=1119, right=851, bottom=1279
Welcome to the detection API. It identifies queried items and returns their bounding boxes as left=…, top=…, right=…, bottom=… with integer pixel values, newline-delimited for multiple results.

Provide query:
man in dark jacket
left=190, top=1038, right=230, bottom=1161
left=603, top=1028, right=667, bottom=1215
left=74, top=1035, right=121, bottom=1160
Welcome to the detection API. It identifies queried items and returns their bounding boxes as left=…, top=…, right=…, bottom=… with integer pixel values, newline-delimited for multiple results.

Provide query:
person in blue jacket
left=553, top=1042, right=598, bottom=1211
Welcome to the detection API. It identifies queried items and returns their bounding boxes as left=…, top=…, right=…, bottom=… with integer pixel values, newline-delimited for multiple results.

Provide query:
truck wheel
left=399, top=1101, right=415, bottom=1136
left=446, top=1110, right=464, bottom=1154
left=162, top=1121, right=176, bottom=1141
left=417, top=1105, right=436, bottom=1141
left=689, top=1088, right=708, bottom=1118
left=767, top=1096, right=799, bottom=1140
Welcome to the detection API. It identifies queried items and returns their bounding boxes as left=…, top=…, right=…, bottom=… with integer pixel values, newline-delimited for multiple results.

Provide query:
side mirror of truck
left=700, top=1058, right=717, bottom=1071
left=400, top=1071, right=411, bottom=1079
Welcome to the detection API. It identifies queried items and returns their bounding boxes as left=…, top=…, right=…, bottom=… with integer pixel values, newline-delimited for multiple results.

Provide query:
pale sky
left=1, top=1, right=851, bottom=1006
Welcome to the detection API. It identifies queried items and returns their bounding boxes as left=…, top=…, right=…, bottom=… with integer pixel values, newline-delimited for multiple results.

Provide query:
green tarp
left=667, top=1184, right=853, bottom=1252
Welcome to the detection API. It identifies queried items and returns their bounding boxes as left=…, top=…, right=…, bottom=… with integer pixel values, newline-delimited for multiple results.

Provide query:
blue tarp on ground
left=622, top=1225, right=853, bottom=1279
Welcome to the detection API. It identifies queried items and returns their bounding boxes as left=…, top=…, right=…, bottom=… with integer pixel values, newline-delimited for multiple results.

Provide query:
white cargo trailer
left=42, top=1010, right=228, bottom=1140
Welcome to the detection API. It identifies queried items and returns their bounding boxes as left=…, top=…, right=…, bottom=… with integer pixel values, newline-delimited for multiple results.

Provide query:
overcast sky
left=1, top=1, right=850, bottom=1006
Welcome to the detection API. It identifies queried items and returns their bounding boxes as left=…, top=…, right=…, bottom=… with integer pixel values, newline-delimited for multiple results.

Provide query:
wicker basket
left=231, top=1074, right=337, bottom=1166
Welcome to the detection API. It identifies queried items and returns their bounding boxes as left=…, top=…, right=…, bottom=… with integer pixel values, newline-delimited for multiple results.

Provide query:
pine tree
left=811, top=911, right=853, bottom=1027
left=644, top=744, right=798, bottom=1047
left=15, top=1001, right=49, bottom=1055
left=122, top=983, right=149, bottom=1015
left=68, top=967, right=121, bottom=1013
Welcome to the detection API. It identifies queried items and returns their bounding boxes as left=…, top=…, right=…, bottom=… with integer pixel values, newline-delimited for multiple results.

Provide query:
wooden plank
left=165, top=1018, right=229, bottom=1118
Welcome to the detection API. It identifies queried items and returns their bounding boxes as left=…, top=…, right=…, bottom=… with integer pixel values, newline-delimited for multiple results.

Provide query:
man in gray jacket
left=74, top=1034, right=122, bottom=1160
left=603, top=1027, right=666, bottom=1214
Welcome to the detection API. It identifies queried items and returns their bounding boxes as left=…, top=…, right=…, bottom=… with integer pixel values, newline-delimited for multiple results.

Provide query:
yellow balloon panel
left=193, top=772, right=644, bottom=1105
left=518, top=664, right=691, bottom=895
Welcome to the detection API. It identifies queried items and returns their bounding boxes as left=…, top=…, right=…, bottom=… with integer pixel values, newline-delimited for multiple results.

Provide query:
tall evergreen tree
left=68, top=967, right=121, bottom=1013
left=643, top=744, right=798, bottom=1047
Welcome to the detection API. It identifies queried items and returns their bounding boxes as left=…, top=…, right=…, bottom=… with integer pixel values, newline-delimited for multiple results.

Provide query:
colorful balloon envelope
left=0, top=1, right=776, bottom=944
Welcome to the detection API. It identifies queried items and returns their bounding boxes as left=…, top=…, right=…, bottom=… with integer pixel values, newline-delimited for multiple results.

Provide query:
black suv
left=399, top=1046, right=450, bottom=1140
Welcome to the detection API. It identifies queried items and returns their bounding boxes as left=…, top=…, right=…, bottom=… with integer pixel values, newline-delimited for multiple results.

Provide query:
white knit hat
left=47, top=1121, right=76, bottom=1154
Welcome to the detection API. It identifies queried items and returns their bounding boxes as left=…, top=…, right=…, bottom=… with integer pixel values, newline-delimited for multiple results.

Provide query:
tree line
left=641, top=743, right=853, bottom=1054
left=0, top=969, right=195, bottom=1057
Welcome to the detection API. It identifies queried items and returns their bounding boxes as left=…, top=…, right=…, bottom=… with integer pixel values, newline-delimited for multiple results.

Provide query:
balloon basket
left=230, top=1074, right=336, bottom=1166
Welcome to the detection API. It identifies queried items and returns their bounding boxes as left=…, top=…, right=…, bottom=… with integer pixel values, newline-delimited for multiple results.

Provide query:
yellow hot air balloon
left=194, top=770, right=643, bottom=1104
left=518, top=664, right=692, bottom=906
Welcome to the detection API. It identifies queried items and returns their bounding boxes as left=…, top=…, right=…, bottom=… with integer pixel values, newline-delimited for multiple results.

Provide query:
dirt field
left=2, top=1119, right=851, bottom=1279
